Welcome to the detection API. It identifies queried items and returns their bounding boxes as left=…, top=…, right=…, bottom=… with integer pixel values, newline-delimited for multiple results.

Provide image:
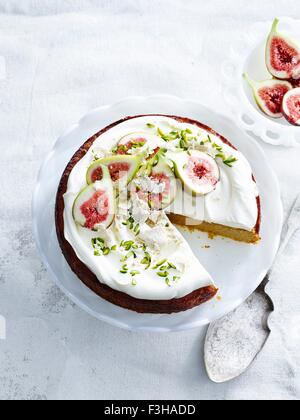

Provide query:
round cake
left=55, top=115, right=261, bottom=314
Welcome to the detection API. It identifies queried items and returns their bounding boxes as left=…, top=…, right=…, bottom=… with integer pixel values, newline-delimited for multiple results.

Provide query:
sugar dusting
left=205, top=289, right=273, bottom=383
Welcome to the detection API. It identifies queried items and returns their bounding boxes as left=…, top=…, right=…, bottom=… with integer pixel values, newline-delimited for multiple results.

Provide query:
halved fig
left=73, top=167, right=115, bottom=230
left=148, top=157, right=177, bottom=209
left=282, top=88, right=300, bottom=126
left=116, top=133, right=148, bottom=155
left=266, top=18, right=300, bottom=80
left=172, top=150, right=219, bottom=196
left=132, top=157, right=177, bottom=210
left=86, top=155, right=142, bottom=186
left=244, top=74, right=292, bottom=118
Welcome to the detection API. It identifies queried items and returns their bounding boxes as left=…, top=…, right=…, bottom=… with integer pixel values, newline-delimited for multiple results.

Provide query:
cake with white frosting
left=55, top=115, right=261, bottom=314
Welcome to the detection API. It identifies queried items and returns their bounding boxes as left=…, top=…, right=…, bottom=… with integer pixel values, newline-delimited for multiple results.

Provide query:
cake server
left=204, top=193, right=300, bottom=383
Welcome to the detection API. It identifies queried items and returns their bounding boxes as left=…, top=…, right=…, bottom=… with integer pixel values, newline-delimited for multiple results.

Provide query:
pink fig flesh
left=266, top=19, right=300, bottom=80
left=244, top=74, right=292, bottom=118
left=282, top=88, right=300, bottom=126
left=270, top=37, right=300, bottom=77
left=80, top=189, right=111, bottom=230
left=107, top=162, right=131, bottom=182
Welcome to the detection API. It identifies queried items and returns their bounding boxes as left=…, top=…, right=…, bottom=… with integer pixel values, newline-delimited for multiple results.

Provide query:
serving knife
left=204, top=193, right=300, bottom=383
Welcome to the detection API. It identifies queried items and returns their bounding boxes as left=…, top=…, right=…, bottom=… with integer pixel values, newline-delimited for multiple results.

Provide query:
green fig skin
left=266, top=18, right=300, bottom=80
left=86, top=155, right=143, bottom=186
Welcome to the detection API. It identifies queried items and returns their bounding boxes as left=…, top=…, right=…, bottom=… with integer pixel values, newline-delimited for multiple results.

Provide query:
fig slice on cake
left=282, top=88, right=300, bottom=126
left=131, top=155, right=177, bottom=210
left=73, top=165, right=115, bottom=230
left=243, top=74, right=292, bottom=118
left=266, top=18, right=300, bottom=80
left=116, top=133, right=148, bottom=155
left=86, top=155, right=142, bottom=186
left=171, top=150, right=220, bottom=196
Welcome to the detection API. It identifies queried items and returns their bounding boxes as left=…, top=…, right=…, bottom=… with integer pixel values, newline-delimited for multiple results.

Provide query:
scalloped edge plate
left=221, top=17, right=300, bottom=147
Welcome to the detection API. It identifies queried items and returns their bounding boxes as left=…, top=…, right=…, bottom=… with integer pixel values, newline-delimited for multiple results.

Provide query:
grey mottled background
left=0, top=0, right=300, bottom=400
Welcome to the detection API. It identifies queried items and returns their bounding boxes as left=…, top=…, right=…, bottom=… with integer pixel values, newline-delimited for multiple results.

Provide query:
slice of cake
left=55, top=115, right=260, bottom=314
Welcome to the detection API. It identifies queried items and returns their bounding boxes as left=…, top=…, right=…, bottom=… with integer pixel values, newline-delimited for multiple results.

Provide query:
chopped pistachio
left=157, top=271, right=169, bottom=278
left=216, top=153, right=226, bottom=160
left=157, top=128, right=178, bottom=142
left=121, top=240, right=135, bottom=251
left=121, top=250, right=136, bottom=262
left=180, top=138, right=189, bottom=150
left=165, top=278, right=172, bottom=287
left=130, top=270, right=140, bottom=277
left=223, top=156, right=238, bottom=167
left=141, top=252, right=152, bottom=270
left=152, top=259, right=168, bottom=269
left=134, top=224, right=140, bottom=236
left=103, top=247, right=110, bottom=256
left=167, top=262, right=177, bottom=270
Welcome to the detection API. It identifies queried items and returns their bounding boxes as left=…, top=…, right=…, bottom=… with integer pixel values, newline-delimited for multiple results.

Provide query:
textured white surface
left=0, top=0, right=300, bottom=400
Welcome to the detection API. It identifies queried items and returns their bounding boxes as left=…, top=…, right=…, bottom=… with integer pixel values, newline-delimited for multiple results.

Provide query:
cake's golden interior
left=168, top=214, right=260, bottom=244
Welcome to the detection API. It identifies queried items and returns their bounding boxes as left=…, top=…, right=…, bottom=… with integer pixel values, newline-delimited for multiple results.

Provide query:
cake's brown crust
left=55, top=115, right=260, bottom=314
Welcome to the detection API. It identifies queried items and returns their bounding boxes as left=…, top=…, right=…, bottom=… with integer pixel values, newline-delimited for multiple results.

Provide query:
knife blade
left=204, top=193, right=300, bottom=383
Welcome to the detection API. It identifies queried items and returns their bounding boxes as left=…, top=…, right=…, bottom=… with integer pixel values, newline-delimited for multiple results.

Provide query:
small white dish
left=221, top=17, right=300, bottom=147
left=32, top=95, right=283, bottom=332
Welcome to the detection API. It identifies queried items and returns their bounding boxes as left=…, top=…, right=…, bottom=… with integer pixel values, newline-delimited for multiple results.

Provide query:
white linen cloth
left=0, top=0, right=299, bottom=400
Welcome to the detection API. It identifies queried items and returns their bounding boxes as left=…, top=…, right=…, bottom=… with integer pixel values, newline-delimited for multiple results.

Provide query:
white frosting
left=63, top=116, right=259, bottom=300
